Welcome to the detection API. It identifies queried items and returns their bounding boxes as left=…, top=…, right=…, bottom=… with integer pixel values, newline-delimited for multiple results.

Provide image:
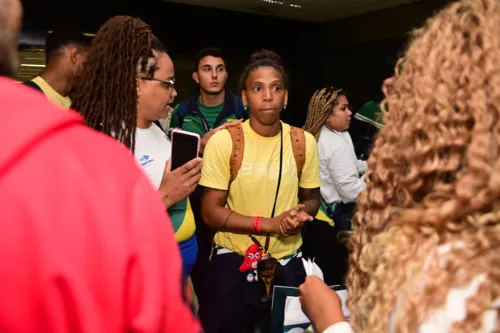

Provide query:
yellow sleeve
left=299, top=132, right=322, bottom=189
left=199, top=130, right=232, bottom=190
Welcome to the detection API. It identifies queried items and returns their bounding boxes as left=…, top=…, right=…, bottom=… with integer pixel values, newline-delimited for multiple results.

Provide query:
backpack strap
left=175, top=98, right=193, bottom=129
left=289, top=126, right=306, bottom=179
left=227, top=125, right=244, bottom=186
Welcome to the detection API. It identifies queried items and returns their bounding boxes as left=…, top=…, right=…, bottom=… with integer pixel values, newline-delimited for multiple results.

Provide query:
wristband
left=253, top=216, right=263, bottom=234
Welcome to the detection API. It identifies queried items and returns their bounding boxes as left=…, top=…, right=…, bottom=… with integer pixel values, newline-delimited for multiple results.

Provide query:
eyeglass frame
left=138, top=76, right=176, bottom=90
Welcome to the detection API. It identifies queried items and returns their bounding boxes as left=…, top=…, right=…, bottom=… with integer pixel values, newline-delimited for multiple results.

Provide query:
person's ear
left=192, top=72, right=199, bottom=84
left=70, top=47, right=78, bottom=65
left=242, top=90, right=248, bottom=109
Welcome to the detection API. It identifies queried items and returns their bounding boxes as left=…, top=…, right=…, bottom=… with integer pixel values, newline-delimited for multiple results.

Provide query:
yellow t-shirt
left=31, top=76, right=72, bottom=109
left=199, top=120, right=321, bottom=259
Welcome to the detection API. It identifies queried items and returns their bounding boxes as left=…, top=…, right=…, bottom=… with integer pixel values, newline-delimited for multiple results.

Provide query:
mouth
left=259, top=108, right=275, bottom=113
left=210, top=82, right=219, bottom=87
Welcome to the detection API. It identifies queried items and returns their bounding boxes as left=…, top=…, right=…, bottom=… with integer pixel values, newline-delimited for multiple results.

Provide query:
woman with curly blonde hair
left=298, top=0, right=500, bottom=332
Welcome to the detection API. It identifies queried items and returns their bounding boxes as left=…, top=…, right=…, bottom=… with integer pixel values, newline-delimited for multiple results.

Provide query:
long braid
left=303, top=87, right=345, bottom=140
left=72, top=16, right=157, bottom=152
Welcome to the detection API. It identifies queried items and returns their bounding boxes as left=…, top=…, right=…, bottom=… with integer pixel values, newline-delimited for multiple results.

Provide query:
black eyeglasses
left=139, top=77, right=175, bottom=90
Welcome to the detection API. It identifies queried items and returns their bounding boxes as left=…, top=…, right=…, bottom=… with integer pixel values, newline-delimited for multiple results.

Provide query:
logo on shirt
left=140, top=154, right=154, bottom=167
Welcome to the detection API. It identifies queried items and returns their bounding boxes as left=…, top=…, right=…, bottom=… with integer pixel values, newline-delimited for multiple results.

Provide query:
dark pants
left=203, top=252, right=306, bottom=333
left=332, top=202, right=355, bottom=232
left=189, top=187, right=212, bottom=319
left=301, top=219, right=349, bottom=286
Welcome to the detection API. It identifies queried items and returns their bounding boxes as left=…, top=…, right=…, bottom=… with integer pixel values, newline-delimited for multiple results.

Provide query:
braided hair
left=72, top=16, right=165, bottom=152
left=303, top=87, right=345, bottom=140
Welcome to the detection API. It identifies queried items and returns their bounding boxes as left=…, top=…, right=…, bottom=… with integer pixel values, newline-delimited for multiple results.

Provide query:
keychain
left=239, top=243, right=263, bottom=283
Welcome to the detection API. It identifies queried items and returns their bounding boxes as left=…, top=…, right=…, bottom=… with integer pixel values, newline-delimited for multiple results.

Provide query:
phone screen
left=171, top=131, right=199, bottom=171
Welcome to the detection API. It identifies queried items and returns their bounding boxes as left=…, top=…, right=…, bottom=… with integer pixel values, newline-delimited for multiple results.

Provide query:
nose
left=347, top=109, right=353, bottom=117
left=172, top=88, right=178, bottom=98
left=211, top=70, right=218, bottom=78
left=263, top=88, right=273, bottom=101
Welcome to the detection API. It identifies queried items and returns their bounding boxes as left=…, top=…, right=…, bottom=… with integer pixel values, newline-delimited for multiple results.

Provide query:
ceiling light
left=20, top=64, right=45, bottom=68
left=260, top=0, right=302, bottom=8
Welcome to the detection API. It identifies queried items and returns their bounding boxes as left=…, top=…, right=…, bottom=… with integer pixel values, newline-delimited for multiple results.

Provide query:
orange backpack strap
left=227, top=125, right=245, bottom=186
left=289, top=126, right=306, bottom=179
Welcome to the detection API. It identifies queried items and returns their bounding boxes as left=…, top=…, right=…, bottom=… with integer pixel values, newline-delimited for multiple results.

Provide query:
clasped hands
left=273, top=204, right=312, bottom=237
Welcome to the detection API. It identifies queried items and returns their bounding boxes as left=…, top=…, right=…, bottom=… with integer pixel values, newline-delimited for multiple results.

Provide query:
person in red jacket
left=0, top=2, right=201, bottom=332
left=0, top=81, right=202, bottom=333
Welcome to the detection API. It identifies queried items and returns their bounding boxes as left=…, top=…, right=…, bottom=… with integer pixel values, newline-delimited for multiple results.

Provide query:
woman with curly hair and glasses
left=299, top=0, right=500, bottom=332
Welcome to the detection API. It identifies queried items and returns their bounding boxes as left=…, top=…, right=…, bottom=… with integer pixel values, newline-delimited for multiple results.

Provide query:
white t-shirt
left=134, top=123, right=171, bottom=189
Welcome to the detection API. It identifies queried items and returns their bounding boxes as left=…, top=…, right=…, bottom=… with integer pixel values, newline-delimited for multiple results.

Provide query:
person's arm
left=157, top=158, right=203, bottom=209
left=198, top=128, right=304, bottom=236
left=298, top=187, right=320, bottom=218
left=328, top=144, right=366, bottom=203
left=201, top=187, right=283, bottom=234
left=357, top=159, right=368, bottom=174
left=298, top=133, right=322, bottom=216
left=321, top=322, right=354, bottom=333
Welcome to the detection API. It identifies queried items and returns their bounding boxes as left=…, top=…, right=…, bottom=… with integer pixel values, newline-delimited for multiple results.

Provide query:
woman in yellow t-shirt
left=199, top=50, right=321, bottom=332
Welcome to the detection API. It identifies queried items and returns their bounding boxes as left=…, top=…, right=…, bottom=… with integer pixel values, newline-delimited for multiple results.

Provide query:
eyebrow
left=252, top=79, right=282, bottom=85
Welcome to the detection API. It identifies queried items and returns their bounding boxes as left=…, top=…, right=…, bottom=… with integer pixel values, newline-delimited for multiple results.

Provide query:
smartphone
left=170, top=129, right=200, bottom=171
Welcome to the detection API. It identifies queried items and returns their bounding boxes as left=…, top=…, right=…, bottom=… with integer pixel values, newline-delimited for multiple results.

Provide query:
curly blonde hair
left=347, top=0, right=500, bottom=332
left=303, top=87, right=344, bottom=140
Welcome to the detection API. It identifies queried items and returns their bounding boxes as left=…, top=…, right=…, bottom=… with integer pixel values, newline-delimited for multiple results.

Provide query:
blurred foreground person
left=0, top=1, right=200, bottom=332
left=300, top=0, right=500, bottom=332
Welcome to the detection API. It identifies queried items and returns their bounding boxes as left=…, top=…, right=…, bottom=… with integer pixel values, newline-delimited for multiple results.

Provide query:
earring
left=244, top=105, right=248, bottom=110
left=284, top=104, right=287, bottom=110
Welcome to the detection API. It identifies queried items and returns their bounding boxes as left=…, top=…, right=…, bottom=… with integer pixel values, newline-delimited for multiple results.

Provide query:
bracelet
left=223, top=211, right=233, bottom=230
left=253, top=216, right=263, bottom=234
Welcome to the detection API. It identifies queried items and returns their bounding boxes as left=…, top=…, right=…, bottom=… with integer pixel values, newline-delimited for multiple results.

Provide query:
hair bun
left=248, top=49, right=283, bottom=65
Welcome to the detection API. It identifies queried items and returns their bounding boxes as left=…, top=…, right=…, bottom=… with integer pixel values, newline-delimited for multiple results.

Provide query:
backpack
left=226, top=124, right=306, bottom=186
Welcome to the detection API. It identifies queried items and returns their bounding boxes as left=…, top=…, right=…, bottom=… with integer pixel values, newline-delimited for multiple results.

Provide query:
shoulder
left=303, top=130, right=317, bottom=149
left=318, top=129, right=344, bottom=151
left=208, top=128, right=232, bottom=148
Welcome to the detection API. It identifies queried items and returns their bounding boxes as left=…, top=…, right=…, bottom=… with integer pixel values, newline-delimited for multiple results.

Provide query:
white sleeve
left=328, top=144, right=366, bottom=203
left=357, top=160, right=368, bottom=174
left=322, top=322, right=354, bottom=333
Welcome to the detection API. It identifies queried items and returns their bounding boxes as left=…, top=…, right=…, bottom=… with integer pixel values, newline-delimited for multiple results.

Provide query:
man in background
left=1, top=1, right=200, bottom=332
left=169, top=48, right=247, bottom=319
left=170, top=47, right=246, bottom=136
left=23, top=29, right=90, bottom=108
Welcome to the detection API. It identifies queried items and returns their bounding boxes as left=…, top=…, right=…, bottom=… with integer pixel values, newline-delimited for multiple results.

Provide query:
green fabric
left=168, top=197, right=188, bottom=233
left=355, top=101, right=384, bottom=129
left=170, top=99, right=240, bottom=137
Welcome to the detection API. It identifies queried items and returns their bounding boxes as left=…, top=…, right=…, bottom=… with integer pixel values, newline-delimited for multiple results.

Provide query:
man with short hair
left=169, top=47, right=247, bottom=319
left=23, top=29, right=90, bottom=108
left=169, top=47, right=247, bottom=138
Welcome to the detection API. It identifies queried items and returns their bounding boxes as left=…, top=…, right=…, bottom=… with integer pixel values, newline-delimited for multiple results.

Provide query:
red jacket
left=0, top=78, right=201, bottom=333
